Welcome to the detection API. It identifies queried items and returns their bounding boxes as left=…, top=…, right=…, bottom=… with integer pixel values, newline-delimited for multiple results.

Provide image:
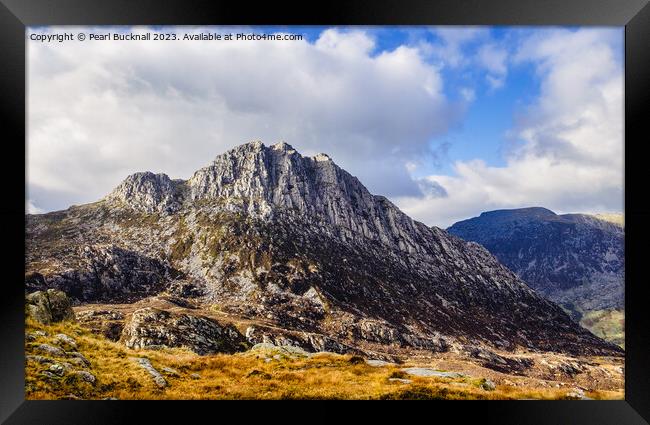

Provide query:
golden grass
left=25, top=319, right=622, bottom=400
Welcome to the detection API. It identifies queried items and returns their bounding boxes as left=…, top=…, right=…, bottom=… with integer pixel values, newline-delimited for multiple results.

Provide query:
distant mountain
left=447, top=207, right=624, bottom=346
left=25, top=143, right=620, bottom=358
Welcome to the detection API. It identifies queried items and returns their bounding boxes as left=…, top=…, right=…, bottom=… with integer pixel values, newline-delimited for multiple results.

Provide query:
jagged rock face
left=107, top=171, right=185, bottom=214
left=25, top=142, right=622, bottom=357
left=26, top=245, right=181, bottom=303
left=121, top=307, right=249, bottom=355
left=447, top=207, right=624, bottom=316
left=116, top=141, right=430, bottom=254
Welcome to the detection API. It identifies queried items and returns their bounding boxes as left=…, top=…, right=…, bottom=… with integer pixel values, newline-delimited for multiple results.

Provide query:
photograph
left=23, top=24, right=626, bottom=401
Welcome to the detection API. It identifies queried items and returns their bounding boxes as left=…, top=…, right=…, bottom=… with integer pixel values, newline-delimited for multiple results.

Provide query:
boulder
left=55, top=333, right=77, bottom=350
left=132, top=357, right=166, bottom=388
left=34, top=343, right=66, bottom=357
left=25, top=289, right=75, bottom=324
left=66, top=351, right=91, bottom=367
left=121, top=307, right=249, bottom=355
left=480, top=378, right=496, bottom=391
left=401, top=367, right=465, bottom=378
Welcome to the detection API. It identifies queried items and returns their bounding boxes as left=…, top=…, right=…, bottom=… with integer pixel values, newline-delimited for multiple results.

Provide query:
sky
left=27, top=26, right=624, bottom=228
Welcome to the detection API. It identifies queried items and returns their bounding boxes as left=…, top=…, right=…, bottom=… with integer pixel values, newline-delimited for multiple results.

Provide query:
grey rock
left=121, top=307, right=248, bottom=355
left=250, top=343, right=310, bottom=358
left=67, top=357, right=89, bottom=368
left=34, top=343, right=66, bottom=357
left=107, top=171, right=184, bottom=214
left=49, top=363, right=66, bottom=376
left=26, top=355, right=54, bottom=364
left=190, top=373, right=201, bottom=379
left=466, top=347, right=534, bottom=375
left=401, top=368, right=465, bottom=378
left=133, top=357, right=167, bottom=388
left=480, top=378, right=496, bottom=391
left=73, top=370, right=97, bottom=384
left=55, top=333, right=77, bottom=350
left=66, top=351, right=91, bottom=367
left=41, top=370, right=61, bottom=380
left=25, top=289, right=75, bottom=324
left=366, top=359, right=395, bottom=367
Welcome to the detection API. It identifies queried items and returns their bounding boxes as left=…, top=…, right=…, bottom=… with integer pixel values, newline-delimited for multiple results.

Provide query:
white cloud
left=477, top=43, right=508, bottom=90
left=421, top=27, right=509, bottom=93
left=26, top=199, right=44, bottom=214
left=396, top=28, right=623, bottom=228
left=420, top=27, right=489, bottom=68
left=28, top=26, right=457, bottom=211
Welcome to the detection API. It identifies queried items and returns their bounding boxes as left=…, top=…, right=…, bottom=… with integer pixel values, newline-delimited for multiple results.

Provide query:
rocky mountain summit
left=26, top=142, right=622, bottom=361
left=447, top=208, right=624, bottom=345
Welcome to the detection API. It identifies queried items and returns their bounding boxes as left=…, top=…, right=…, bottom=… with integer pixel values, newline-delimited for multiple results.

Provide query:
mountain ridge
left=26, top=141, right=622, bottom=359
left=447, top=207, right=624, bottom=346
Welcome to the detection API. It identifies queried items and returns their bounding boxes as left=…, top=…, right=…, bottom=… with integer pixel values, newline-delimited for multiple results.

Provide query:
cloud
left=422, top=27, right=490, bottom=68
left=420, top=27, right=509, bottom=94
left=477, top=43, right=508, bottom=90
left=396, top=28, right=623, bottom=228
left=28, top=26, right=458, bottom=210
left=26, top=199, right=44, bottom=214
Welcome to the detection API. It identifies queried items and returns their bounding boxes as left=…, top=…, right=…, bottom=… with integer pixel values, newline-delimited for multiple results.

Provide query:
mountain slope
left=447, top=207, right=624, bottom=346
left=26, top=142, right=621, bottom=358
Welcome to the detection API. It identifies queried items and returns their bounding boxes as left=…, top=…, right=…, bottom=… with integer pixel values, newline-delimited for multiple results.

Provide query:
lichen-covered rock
left=121, top=307, right=248, bottom=355
left=55, top=333, right=77, bottom=350
left=34, top=343, right=66, bottom=357
left=132, top=357, right=166, bottom=388
left=480, top=378, right=496, bottom=391
left=25, top=289, right=75, bottom=324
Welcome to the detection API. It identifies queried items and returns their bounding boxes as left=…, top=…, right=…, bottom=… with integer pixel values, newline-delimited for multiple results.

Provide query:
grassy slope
left=25, top=319, right=621, bottom=400
left=580, top=309, right=625, bottom=349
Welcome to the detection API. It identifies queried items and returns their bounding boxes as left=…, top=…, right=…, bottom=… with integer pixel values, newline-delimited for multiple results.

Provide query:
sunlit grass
left=25, top=319, right=623, bottom=400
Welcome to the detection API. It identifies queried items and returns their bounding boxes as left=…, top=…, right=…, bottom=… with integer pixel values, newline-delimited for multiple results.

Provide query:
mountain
left=25, top=142, right=621, bottom=359
left=447, top=207, right=624, bottom=346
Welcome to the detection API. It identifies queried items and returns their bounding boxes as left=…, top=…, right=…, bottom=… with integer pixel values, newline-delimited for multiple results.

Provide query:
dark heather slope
left=447, top=207, right=624, bottom=321
left=25, top=142, right=622, bottom=357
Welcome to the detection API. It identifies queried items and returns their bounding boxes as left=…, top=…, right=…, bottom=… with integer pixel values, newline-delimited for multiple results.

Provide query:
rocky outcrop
left=121, top=307, right=249, bottom=355
left=244, top=324, right=359, bottom=355
left=106, top=171, right=185, bottom=214
left=184, top=141, right=428, bottom=253
left=76, top=310, right=125, bottom=341
left=28, top=245, right=180, bottom=303
left=25, top=290, right=75, bottom=324
left=132, top=357, right=167, bottom=388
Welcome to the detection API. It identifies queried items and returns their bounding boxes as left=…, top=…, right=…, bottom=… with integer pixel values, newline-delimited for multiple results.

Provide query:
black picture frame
left=1, top=0, right=648, bottom=423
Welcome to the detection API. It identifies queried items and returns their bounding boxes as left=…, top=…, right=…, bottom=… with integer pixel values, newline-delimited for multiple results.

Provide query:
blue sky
left=27, top=25, right=624, bottom=227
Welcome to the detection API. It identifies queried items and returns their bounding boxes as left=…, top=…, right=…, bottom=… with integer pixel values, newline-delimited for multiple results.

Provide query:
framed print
left=1, top=0, right=649, bottom=423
